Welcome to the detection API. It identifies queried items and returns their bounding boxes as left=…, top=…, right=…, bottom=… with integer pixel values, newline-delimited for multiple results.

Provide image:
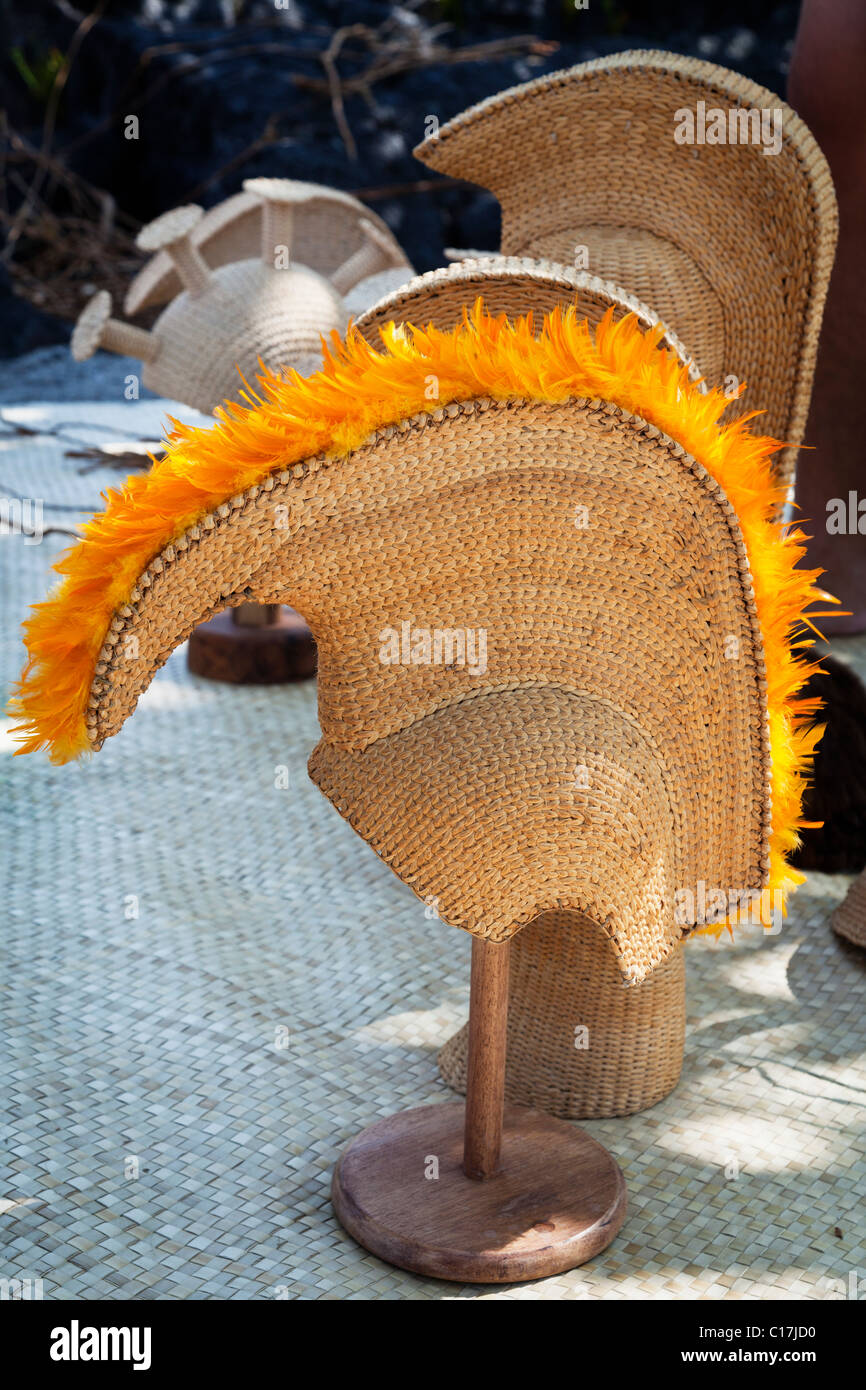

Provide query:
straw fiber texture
left=125, top=182, right=410, bottom=316
left=415, top=50, right=838, bottom=495
left=14, top=309, right=831, bottom=989
left=438, top=912, right=686, bottom=1118
left=355, top=258, right=702, bottom=385
left=830, top=870, right=866, bottom=949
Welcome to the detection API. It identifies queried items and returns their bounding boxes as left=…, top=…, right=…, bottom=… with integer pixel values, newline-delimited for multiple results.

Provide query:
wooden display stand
left=332, top=938, right=627, bottom=1283
left=187, top=603, right=316, bottom=684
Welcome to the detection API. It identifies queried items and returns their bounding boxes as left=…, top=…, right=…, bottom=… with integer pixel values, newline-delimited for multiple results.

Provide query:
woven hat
left=13, top=306, right=829, bottom=985
left=354, top=256, right=702, bottom=386
left=71, top=180, right=413, bottom=416
left=124, top=179, right=412, bottom=316
left=415, top=49, right=838, bottom=496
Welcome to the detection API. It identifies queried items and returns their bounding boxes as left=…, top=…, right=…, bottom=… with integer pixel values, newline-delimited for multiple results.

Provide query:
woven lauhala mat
left=2, top=401, right=865, bottom=1300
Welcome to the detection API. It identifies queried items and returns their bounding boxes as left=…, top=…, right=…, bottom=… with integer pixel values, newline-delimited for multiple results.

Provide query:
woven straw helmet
left=15, top=293, right=825, bottom=988
left=123, top=179, right=411, bottom=317
left=70, top=179, right=413, bottom=415
left=415, top=49, right=838, bottom=495
left=353, top=258, right=706, bottom=1110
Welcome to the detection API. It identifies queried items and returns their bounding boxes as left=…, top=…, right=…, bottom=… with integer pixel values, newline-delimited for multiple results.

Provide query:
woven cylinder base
left=830, top=869, right=866, bottom=949
left=438, top=912, right=686, bottom=1118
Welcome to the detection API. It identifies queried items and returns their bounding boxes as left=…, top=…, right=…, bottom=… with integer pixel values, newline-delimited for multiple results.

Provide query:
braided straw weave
left=830, top=870, right=866, bottom=949
left=13, top=310, right=828, bottom=1000
left=72, top=182, right=415, bottom=418
left=139, top=259, right=346, bottom=413
left=356, top=259, right=697, bottom=1114
left=439, top=913, right=686, bottom=1117
left=354, top=257, right=703, bottom=387
left=124, top=181, right=411, bottom=316
left=415, top=49, right=838, bottom=495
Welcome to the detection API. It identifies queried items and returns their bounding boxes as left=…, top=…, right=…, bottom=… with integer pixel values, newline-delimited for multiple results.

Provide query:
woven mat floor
left=2, top=400, right=865, bottom=1300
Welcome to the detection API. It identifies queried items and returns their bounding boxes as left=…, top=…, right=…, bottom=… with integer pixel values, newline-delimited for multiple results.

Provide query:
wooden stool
left=187, top=604, right=316, bottom=684
left=332, top=939, right=627, bottom=1283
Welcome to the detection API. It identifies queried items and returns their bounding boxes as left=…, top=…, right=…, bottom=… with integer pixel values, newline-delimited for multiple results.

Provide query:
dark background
left=0, top=0, right=801, bottom=356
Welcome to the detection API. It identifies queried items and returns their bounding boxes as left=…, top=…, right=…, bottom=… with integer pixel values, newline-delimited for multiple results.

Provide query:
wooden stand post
left=330, top=934, right=628, bottom=1284
left=463, top=938, right=509, bottom=1179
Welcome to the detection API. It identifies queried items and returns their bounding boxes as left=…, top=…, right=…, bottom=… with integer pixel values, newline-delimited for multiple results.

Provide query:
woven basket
left=17, top=312, right=821, bottom=1118
left=124, top=180, right=411, bottom=316
left=438, top=911, right=686, bottom=1118
left=143, top=258, right=346, bottom=413
left=830, top=871, right=866, bottom=948
left=73, top=183, right=413, bottom=418
left=355, top=256, right=702, bottom=386
left=415, top=49, right=838, bottom=497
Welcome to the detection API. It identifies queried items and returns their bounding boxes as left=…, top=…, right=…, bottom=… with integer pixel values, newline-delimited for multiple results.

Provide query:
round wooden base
left=331, top=1101, right=627, bottom=1284
left=187, top=607, right=316, bottom=684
